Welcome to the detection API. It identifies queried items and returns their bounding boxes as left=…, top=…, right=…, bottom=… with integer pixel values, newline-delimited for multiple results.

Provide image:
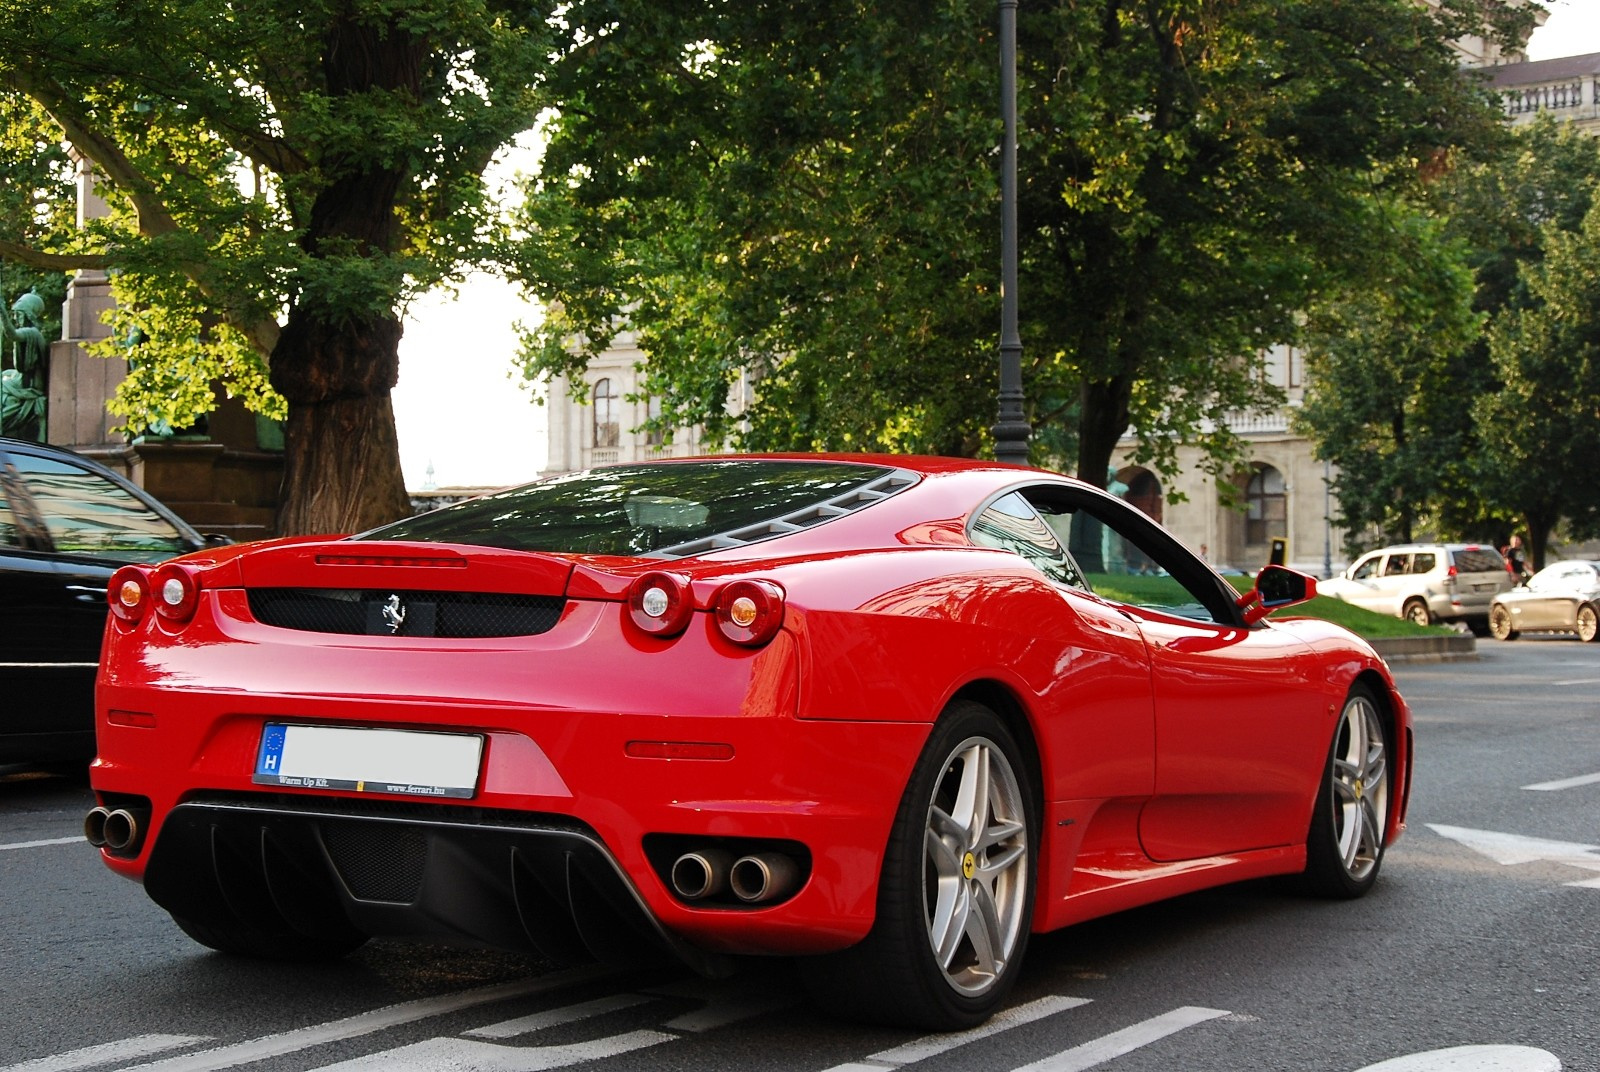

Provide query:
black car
left=1, top=437, right=210, bottom=763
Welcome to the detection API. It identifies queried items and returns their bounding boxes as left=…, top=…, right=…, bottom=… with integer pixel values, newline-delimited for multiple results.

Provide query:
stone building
left=541, top=328, right=753, bottom=476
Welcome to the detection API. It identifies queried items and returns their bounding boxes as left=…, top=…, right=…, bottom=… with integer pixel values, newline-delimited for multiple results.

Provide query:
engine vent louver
left=247, top=589, right=565, bottom=638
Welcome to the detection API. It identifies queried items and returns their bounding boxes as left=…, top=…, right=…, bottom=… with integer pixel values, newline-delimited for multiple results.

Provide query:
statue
left=2, top=289, right=50, bottom=440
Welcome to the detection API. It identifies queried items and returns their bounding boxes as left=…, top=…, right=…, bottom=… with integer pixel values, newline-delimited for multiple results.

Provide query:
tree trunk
left=1076, top=374, right=1133, bottom=491
left=267, top=14, right=424, bottom=535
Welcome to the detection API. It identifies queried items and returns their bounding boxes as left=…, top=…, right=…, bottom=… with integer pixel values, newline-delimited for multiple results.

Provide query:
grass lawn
left=1085, top=571, right=1451, bottom=640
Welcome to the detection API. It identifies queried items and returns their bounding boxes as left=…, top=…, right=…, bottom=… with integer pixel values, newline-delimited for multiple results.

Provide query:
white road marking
left=466, top=994, right=655, bottom=1039
left=1430, top=824, right=1600, bottom=889
left=1523, top=771, right=1600, bottom=792
left=660, top=992, right=794, bottom=1033
left=1354, top=1044, right=1562, bottom=1071
left=818, top=996, right=1092, bottom=1072
left=104, top=966, right=620, bottom=1072
left=0, top=1035, right=208, bottom=1072
left=303, top=1030, right=675, bottom=1072
left=1010, top=1006, right=1232, bottom=1072
left=1552, top=678, right=1600, bottom=687
left=0, top=836, right=83, bottom=852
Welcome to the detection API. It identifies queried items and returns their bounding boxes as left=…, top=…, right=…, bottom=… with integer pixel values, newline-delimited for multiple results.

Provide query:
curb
left=1367, top=633, right=1478, bottom=664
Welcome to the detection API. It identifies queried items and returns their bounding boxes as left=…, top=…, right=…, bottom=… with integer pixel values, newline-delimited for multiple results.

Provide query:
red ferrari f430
left=88, top=456, right=1410, bottom=1029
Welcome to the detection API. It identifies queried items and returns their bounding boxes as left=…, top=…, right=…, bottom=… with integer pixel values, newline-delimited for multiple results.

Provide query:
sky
left=391, top=3, right=1600, bottom=492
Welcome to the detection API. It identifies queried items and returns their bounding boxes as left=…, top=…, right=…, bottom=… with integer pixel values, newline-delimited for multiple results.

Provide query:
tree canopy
left=0, top=0, right=555, bottom=532
left=516, top=0, right=1521, bottom=491
left=1297, top=117, right=1600, bottom=568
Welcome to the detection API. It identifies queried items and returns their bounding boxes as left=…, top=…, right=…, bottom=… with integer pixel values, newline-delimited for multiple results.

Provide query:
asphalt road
left=2, top=637, right=1596, bottom=1072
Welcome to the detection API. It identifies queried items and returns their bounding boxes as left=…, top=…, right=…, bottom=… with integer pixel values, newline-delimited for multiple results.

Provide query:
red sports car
left=87, top=455, right=1410, bottom=1029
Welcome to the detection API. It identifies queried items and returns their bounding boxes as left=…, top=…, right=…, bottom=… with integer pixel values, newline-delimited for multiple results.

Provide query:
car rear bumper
left=91, top=622, right=931, bottom=962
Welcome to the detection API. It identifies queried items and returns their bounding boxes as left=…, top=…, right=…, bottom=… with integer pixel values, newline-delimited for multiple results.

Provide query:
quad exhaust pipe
left=669, top=847, right=802, bottom=905
left=669, top=849, right=733, bottom=900
left=729, top=852, right=800, bottom=904
left=84, top=805, right=149, bottom=853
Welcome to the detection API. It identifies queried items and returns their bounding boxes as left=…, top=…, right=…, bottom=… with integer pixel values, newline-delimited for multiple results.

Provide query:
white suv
left=1321, top=543, right=1513, bottom=633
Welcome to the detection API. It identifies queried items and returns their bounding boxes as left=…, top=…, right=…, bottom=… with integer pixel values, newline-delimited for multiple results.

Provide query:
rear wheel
left=1489, top=605, right=1518, bottom=641
left=1401, top=599, right=1431, bottom=627
left=1578, top=604, right=1599, bottom=643
left=800, top=701, right=1037, bottom=1030
left=1303, top=684, right=1390, bottom=899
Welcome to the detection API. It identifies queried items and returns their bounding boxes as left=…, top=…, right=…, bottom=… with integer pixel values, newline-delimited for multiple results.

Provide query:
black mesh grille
left=247, top=589, right=565, bottom=638
left=321, top=820, right=427, bottom=902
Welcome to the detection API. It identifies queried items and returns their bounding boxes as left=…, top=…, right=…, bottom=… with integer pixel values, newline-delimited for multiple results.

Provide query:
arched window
left=1246, top=464, right=1286, bottom=545
left=592, top=378, right=619, bottom=448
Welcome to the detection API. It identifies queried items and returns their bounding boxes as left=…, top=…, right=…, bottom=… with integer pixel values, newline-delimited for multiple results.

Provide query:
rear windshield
left=364, top=459, right=906, bottom=557
left=1453, top=548, right=1507, bottom=574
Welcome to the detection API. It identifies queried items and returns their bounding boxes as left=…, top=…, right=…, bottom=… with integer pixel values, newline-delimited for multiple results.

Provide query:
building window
left=645, top=396, right=665, bottom=447
left=1245, top=464, right=1287, bottom=546
left=592, top=378, right=619, bottom=448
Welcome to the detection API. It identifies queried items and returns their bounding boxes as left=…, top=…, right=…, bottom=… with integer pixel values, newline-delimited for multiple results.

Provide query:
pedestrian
left=1502, top=534, right=1530, bottom=584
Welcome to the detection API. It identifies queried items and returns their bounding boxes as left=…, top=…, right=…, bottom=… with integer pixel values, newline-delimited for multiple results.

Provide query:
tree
left=1295, top=209, right=1485, bottom=552
left=1480, top=199, right=1600, bottom=570
left=0, top=1, right=554, bottom=532
left=516, top=0, right=1520, bottom=490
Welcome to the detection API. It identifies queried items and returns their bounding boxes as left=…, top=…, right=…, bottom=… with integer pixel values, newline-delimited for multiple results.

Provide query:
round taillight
left=714, top=580, right=785, bottom=647
left=150, top=563, right=201, bottom=623
left=108, top=566, right=151, bottom=624
left=628, top=571, right=694, bottom=637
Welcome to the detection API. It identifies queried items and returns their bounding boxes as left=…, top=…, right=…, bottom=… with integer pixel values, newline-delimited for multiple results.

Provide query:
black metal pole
left=992, top=0, right=1030, bottom=465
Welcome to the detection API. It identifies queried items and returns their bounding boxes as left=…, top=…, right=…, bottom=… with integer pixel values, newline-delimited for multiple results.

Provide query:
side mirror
left=1236, top=565, right=1317, bottom=624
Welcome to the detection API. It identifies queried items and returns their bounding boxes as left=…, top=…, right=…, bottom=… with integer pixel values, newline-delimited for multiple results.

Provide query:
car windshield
left=363, top=459, right=909, bottom=556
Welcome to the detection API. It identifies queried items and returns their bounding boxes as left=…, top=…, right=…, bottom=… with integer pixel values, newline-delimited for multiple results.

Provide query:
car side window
left=9, top=453, right=191, bottom=562
left=1383, top=554, right=1410, bottom=577
left=992, top=485, right=1237, bottom=625
left=1410, top=553, right=1436, bottom=574
left=1351, top=555, right=1381, bottom=581
left=970, top=491, right=1086, bottom=589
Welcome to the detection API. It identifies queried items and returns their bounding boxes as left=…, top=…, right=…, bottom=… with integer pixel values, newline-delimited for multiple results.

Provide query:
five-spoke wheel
left=1402, top=599, right=1432, bottom=627
left=800, top=700, right=1036, bottom=1030
left=1304, top=684, right=1391, bottom=898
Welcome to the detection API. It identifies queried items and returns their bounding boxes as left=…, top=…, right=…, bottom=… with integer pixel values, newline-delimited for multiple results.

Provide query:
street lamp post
left=991, top=0, right=1030, bottom=466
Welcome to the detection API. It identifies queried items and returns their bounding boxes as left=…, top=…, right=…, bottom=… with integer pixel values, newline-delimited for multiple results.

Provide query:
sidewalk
left=1368, top=633, right=1478, bottom=663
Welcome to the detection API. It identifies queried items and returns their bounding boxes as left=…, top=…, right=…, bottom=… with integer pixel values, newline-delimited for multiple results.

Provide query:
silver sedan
left=1489, top=560, right=1600, bottom=642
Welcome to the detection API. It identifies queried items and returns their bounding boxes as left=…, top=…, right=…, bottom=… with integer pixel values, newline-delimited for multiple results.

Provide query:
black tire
left=799, top=701, right=1038, bottom=1030
left=172, top=913, right=368, bottom=962
left=1578, top=604, right=1599, bottom=643
left=1303, top=683, right=1391, bottom=899
left=1401, top=599, right=1431, bottom=627
left=1490, top=604, right=1518, bottom=641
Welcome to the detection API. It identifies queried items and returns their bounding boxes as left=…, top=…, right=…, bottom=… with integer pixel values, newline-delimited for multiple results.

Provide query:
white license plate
left=253, top=723, right=483, bottom=799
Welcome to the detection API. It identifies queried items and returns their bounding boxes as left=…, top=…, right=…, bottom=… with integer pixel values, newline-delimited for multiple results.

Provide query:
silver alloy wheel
left=1403, top=599, right=1431, bottom=626
left=1578, top=604, right=1598, bottom=642
left=1490, top=605, right=1516, bottom=641
left=1329, top=693, right=1389, bottom=882
left=921, top=735, right=1029, bottom=997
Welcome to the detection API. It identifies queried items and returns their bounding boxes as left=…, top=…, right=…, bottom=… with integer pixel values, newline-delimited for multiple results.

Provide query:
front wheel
left=799, top=701, right=1037, bottom=1030
left=1578, top=604, right=1599, bottom=642
left=1401, top=599, right=1432, bottom=627
left=1303, top=684, right=1391, bottom=899
left=1490, top=604, right=1518, bottom=641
